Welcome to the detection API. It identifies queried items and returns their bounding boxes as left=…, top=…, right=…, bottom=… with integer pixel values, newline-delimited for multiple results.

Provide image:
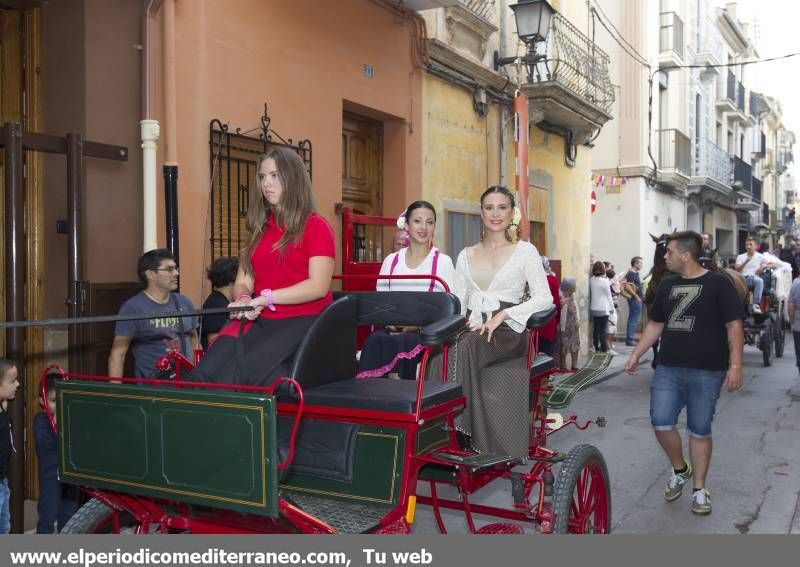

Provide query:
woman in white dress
left=435, top=186, right=553, bottom=458
left=357, top=201, right=455, bottom=379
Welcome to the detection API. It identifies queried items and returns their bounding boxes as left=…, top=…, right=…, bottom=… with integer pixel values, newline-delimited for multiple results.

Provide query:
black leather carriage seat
left=284, top=291, right=464, bottom=414
left=302, top=378, right=462, bottom=413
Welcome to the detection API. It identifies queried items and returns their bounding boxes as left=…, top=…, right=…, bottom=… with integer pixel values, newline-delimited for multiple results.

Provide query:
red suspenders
left=388, top=249, right=440, bottom=291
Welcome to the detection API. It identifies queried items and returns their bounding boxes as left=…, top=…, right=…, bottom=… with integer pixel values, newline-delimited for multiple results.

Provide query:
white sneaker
left=607, top=349, right=619, bottom=356
left=752, top=304, right=762, bottom=314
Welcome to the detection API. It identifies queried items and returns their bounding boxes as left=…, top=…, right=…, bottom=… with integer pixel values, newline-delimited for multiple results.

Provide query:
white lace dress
left=433, top=240, right=554, bottom=457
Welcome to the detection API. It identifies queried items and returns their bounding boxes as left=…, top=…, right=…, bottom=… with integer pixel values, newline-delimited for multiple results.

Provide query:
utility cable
left=590, top=4, right=649, bottom=68
left=646, top=51, right=800, bottom=186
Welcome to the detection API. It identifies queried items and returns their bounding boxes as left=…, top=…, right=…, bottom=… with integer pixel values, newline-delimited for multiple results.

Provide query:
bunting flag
left=591, top=174, right=628, bottom=189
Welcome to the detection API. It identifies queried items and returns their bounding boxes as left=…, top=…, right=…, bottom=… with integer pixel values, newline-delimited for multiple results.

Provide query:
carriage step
left=544, top=352, right=612, bottom=409
left=282, top=492, right=390, bottom=534
left=476, top=522, right=524, bottom=534
left=431, top=451, right=522, bottom=470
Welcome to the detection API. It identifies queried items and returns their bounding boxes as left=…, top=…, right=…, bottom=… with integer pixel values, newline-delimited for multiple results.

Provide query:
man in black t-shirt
left=624, top=231, right=744, bottom=517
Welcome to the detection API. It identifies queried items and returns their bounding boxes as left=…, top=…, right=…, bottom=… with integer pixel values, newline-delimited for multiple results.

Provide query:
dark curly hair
left=206, top=256, right=239, bottom=289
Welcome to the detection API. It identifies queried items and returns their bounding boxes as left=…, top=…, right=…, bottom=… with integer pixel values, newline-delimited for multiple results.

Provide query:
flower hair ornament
left=396, top=212, right=408, bottom=230
left=506, top=206, right=522, bottom=242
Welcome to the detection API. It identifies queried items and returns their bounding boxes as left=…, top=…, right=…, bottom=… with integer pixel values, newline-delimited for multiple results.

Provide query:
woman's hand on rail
left=228, top=296, right=253, bottom=320
left=242, top=296, right=266, bottom=321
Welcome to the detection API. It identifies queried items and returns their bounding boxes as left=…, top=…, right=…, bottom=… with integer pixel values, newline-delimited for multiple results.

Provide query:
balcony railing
left=752, top=176, right=762, bottom=203
left=732, top=156, right=752, bottom=192
left=749, top=91, right=758, bottom=117
left=530, top=13, right=614, bottom=115
left=725, top=70, right=736, bottom=104
left=458, top=0, right=494, bottom=22
left=695, top=138, right=732, bottom=185
left=659, top=12, right=684, bottom=59
left=737, top=82, right=745, bottom=112
left=658, top=129, right=691, bottom=175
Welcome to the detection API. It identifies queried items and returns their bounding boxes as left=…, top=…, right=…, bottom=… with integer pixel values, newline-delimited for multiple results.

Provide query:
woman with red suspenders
left=356, top=201, right=455, bottom=380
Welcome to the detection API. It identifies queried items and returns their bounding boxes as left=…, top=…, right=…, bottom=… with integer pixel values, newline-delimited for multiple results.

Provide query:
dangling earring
left=480, top=224, right=485, bottom=241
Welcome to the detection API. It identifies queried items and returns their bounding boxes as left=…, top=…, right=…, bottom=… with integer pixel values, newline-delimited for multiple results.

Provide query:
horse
left=701, top=248, right=748, bottom=303
left=644, top=233, right=748, bottom=369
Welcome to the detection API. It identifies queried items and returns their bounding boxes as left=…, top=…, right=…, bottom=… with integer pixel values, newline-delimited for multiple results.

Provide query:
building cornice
left=427, top=38, right=512, bottom=93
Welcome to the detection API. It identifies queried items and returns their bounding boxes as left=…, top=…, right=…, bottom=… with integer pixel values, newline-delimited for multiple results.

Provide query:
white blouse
left=453, top=241, right=554, bottom=333
left=375, top=247, right=456, bottom=292
left=589, top=276, right=614, bottom=315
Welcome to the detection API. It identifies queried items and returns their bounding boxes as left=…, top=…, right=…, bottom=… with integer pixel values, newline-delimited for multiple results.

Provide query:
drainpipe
left=141, top=0, right=162, bottom=252
left=162, top=0, right=179, bottom=262
left=499, top=0, right=509, bottom=187
left=141, top=120, right=160, bottom=252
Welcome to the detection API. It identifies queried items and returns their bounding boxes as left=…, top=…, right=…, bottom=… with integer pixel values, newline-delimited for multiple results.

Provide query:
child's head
left=560, top=277, right=577, bottom=297
left=0, top=358, right=19, bottom=402
left=39, top=372, right=59, bottom=415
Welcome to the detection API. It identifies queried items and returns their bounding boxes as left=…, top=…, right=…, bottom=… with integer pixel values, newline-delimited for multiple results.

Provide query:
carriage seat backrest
left=289, top=295, right=358, bottom=389
left=332, top=291, right=460, bottom=328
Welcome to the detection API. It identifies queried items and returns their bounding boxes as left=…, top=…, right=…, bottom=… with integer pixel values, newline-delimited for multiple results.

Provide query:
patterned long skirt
left=428, top=325, right=530, bottom=458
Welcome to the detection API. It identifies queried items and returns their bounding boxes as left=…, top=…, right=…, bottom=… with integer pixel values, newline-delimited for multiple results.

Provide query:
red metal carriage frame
left=46, top=209, right=609, bottom=535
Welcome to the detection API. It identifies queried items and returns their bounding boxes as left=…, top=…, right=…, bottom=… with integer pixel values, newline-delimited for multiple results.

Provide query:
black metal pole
left=163, top=164, right=179, bottom=270
left=4, top=122, right=25, bottom=533
left=66, top=134, right=85, bottom=376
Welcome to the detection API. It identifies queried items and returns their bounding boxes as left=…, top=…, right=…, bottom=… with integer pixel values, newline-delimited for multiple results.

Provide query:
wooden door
left=71, top=281, right=143, bottom=377
left=342, top=113, right=382, bottom=215
left=1, top=6, right=44, bottom=502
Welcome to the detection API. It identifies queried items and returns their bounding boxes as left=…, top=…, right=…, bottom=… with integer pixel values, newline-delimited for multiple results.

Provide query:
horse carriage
left=649, top=233, right=787, bottom=368
left=740, top=266, right=789, bottom=367
left=33, top=210, right=612, bottom=536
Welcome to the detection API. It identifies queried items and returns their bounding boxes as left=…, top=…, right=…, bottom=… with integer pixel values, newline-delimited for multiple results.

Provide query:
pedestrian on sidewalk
left=589, top=262, right=614, bottom=353
left=605, top=263, right=620, bottom=355
left=623, top=231, right=744, bottom=516
left=787, top=277, right=800, bottom=373
left=623, top=257, right=644, bottom=346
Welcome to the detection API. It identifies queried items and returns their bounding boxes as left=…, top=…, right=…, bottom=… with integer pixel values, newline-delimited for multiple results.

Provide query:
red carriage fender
left=266, top=377, right=305, bottom=470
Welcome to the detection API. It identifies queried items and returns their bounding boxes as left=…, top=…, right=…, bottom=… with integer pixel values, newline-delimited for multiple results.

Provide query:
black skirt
left=357, top=330, right=423, bottom=380
left=192, top=315, right=317, bottom=386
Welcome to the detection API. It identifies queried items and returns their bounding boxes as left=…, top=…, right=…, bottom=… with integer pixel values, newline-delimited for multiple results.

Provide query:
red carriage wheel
left=551, top=444, right=611, bottom=534
left=61, top=498, right=164, bottom=534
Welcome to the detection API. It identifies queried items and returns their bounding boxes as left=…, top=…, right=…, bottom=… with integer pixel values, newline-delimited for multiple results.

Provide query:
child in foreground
left=0, top=358, right=20, bottom=534
left=34, top=372, right=79, bottom=533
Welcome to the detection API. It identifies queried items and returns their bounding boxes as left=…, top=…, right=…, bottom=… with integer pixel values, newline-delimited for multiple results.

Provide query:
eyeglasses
left=153, top=266, right=179, bottom=273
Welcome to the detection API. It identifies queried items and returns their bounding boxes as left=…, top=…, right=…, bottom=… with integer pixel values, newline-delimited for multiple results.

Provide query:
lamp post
left=494, top=0, right=556, bottom=82
left=494, top=0, right=557, bottom=243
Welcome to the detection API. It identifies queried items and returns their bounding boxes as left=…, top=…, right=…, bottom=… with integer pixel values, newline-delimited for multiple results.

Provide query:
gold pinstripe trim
left=283, top=432, right=400, bottom=505
left=59, top=389, right=272, bottom=508
left=416, top=420, right=449, bottom=454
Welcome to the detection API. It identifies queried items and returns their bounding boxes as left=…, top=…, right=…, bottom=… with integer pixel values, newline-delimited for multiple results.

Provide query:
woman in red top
left=193, top=146, right=335, bottom=386
left=538, top=256, right=561, bottom=359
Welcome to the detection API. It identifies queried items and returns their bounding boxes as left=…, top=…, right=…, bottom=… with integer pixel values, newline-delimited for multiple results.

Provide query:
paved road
left=412, top=340, right=800, bottom=534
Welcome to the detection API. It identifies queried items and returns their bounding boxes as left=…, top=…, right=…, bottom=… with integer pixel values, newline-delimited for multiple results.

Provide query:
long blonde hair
left=241, top=147, right=316, bottom=275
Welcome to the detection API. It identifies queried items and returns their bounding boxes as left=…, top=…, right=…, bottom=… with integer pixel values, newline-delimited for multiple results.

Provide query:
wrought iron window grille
left=208, top=103, right=312, bottom=260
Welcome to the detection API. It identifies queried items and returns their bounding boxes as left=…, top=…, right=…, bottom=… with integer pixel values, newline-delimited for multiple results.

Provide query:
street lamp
left=494, top=0, right=556, bottom=80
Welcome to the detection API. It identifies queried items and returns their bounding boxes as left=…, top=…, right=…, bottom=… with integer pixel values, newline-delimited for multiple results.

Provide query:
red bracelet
left=234, top=292, right=251, bottom=303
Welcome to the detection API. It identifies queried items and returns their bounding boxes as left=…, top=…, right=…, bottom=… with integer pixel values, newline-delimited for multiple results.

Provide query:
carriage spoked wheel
left=61, top=498, right=170, bottom=534
left=773, top=309, right=786, bottom=359
left=551, top=444, right=611, bottom=534
left=760, top=325, right=774, bottom=367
